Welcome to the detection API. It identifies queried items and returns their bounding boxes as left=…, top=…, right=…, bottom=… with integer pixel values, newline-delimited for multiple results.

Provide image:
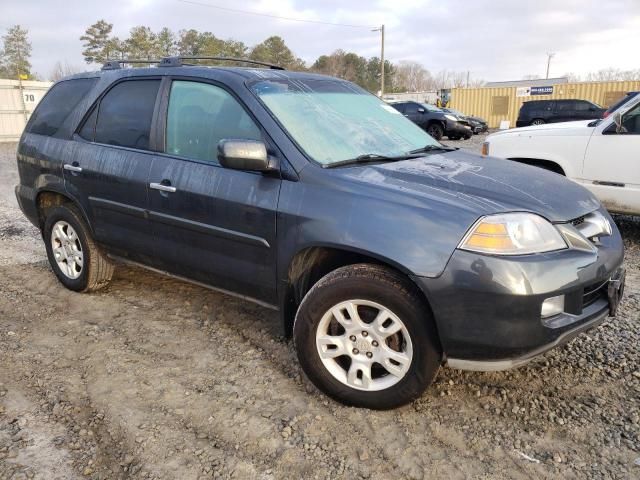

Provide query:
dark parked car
left=390, top=101, right=472, bottom=140
left=516, top=99, right=605, bottom=127
left=16, top=58, right=625, bottom=409
left=442, top=108, right=488, bottom=134
left=603, top=91, right=639, bottom=118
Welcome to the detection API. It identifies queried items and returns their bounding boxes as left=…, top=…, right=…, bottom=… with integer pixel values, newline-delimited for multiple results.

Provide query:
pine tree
left=250, top=36, right=304, bottom=70
left=0, top=25, right=32, bottom=78
left=80, top=20, right=113, bottom=64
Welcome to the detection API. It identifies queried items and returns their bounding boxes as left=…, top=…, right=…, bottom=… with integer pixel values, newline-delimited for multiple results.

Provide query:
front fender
left=276, top=173, right=478, bottom=284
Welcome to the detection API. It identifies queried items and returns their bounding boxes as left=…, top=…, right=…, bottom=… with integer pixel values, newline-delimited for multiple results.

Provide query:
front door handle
left=150, top=182, right=177, bottom=193
left=63, top=164, right=83, bottom=173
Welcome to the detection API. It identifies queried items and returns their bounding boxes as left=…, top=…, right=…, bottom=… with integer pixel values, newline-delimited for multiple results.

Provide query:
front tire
left=426, top=123, right=444, bottom=141
left=43, top=204, right=114, bottom=292
left=293, top=264, right=441, bottom=409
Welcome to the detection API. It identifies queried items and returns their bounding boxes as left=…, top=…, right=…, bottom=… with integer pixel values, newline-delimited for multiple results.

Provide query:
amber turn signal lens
left=481, top=142, right=489, bottom=156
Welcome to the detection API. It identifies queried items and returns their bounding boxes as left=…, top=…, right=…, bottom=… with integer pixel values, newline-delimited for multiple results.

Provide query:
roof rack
left=101, top=59, right=160, bottom=71
left=102, top=56, right=285, bottom=71
left=159, top=56, right=285, bottom=70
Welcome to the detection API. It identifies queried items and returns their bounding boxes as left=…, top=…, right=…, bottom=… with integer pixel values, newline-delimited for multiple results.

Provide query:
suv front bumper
left=444, top=120, right=473, bottom=137
left=412, top=222, right=624, bottom=370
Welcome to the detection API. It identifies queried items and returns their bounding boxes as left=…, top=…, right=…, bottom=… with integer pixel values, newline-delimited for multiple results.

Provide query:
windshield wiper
left=324, top=145, right=458, bottom=169
left=408, top=144, right=457, bottom=155
left=324, top=153, right=408, bottom=169
left=588, top=119, right=603, bottom=127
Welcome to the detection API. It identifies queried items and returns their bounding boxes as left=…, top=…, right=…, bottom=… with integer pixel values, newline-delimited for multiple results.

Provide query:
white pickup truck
left=484, top=93, right=640, bottom=215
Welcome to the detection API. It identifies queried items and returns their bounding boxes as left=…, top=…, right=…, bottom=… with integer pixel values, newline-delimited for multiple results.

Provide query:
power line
left=176, top=0, right=375, bottom=28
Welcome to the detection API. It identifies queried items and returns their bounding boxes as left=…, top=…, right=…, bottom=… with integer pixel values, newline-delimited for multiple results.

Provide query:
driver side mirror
left=218, top=140, right=275, bottom=172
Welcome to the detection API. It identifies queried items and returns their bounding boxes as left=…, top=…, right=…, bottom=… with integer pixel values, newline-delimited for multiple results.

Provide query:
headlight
left=444, top=114, right=458, bottom=121
left=459, top=213, right=567, bottom=255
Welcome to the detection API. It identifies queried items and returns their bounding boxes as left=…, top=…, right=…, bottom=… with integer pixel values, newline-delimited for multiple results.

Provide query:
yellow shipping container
left=449, top=80, right=640, bottom=129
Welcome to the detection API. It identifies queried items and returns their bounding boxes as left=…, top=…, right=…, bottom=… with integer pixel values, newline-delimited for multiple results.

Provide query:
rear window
left=26, top=78, right=97, bottom=136
left=94, top=80, right=160, bottom=150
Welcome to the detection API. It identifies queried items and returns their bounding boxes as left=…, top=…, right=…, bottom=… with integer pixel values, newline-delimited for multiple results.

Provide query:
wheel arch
left=280, top=245, right=438, bottom=341
left=507, top=157, right=567, bottom=176
left=35, top=188, right=94, bottom=235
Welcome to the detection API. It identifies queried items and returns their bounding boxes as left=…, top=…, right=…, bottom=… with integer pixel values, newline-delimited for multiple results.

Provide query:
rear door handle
left=63, top=164, right=83, bottom=173
left=150, top=182, right=177, bottom=193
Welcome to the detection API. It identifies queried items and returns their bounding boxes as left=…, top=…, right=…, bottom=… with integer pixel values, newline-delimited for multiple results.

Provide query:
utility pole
left=372, top=24, right=385, bottom=97
left=545, top=52, right=555, bottom=79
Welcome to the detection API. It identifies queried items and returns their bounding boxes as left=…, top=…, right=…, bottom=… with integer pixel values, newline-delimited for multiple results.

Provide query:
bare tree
left=583, top=68, right=640, bottom=82
left=49, top=61, right=82, bottom=82
left=394, top=60, right=434, bottom=91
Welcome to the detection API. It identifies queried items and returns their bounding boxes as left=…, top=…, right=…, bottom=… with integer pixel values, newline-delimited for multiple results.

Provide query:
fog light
left=541, top=295, right=565, bottom=318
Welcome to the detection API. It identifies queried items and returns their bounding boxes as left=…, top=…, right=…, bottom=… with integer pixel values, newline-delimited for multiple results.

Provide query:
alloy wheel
left=50, top=220, right=84, bottom=279
left=315, top=299, right=413, bottom=391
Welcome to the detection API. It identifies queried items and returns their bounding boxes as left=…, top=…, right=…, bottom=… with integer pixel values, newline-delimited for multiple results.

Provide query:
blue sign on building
left=530, top=86, right=554, bottom=95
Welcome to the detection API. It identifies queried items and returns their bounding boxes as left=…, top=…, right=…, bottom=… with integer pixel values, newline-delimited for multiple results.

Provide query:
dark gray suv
left=15, top=58, right=625, bottom=409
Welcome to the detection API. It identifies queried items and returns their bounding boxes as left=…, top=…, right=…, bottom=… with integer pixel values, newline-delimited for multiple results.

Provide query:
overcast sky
left=3, top=0, right=640, bottom=81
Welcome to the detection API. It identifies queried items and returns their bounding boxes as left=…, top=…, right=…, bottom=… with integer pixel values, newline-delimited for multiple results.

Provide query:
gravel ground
left=0, top=141, right=638, bottom=480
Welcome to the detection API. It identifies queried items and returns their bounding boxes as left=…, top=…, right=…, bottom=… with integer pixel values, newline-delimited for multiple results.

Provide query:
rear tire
left=426, top=123, right=444, bottom=140
left=530, top=118, right=545, bottom=126
left=293, top=264, right=441, bottom=409
left=43, top=204, right=114, bottom=292
left=447, top=135, right=461, bottom=141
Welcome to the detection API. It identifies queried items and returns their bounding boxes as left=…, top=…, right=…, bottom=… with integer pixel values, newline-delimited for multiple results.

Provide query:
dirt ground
left=0, top=141, right=639, bottom=480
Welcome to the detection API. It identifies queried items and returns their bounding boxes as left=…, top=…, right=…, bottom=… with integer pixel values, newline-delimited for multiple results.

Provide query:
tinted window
left=555, top=101, right=575, bottom=112
left=574, top=101, right=599, bottom=111
left=522, top=101, right=552, bottom=112
left=404, top=103, right=419, bottom=115
left=166, top=81, right=261, bottom=164
left=78, top=106, right=97, bottom=141
left=26, top=78, right=97, bottom=136
left=95, top=80, right=160, bottom=150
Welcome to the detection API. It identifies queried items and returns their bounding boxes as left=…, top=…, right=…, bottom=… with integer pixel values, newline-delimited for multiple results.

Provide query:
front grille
left=583, top=279, right=608, bottom=308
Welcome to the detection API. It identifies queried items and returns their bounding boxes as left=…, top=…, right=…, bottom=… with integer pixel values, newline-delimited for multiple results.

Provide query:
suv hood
left=492, top=120, right=595, bottom=137
left=341, top=149, right=600, bottom=223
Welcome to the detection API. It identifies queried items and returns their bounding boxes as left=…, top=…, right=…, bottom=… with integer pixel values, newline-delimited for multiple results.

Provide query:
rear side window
left=555, top=101, right=575, bottom=112
left=165, top=80, right=261, bottom=164
left=26, top=78, right=96, bottom=136
left=522, top=102, right=548, bottom=112
left=94, top=80, right=160, bottom=150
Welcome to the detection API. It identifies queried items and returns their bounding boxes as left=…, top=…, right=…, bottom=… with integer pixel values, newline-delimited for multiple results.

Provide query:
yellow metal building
left=449, top=80, right=640, bottom=129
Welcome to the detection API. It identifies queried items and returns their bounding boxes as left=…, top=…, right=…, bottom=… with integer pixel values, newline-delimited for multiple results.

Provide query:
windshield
left=605, top=92, right=639, bottom=115
left=250, top=78, right=440, bottom=165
